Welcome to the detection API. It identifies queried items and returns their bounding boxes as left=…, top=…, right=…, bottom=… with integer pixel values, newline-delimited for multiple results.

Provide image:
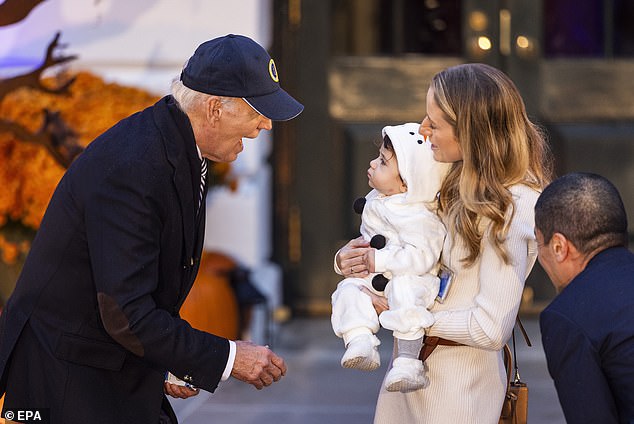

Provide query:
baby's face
left=367, top=145, right=406, bottom=196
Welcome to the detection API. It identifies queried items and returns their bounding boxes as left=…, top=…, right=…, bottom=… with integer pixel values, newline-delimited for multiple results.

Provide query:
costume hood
left=382, top=123, right=452, bottom=203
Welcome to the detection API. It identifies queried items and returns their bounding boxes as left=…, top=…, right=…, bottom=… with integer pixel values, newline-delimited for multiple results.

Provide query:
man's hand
left=231, top=341, right=286, bottom=390
left=164, top=381, right=200, bottom=399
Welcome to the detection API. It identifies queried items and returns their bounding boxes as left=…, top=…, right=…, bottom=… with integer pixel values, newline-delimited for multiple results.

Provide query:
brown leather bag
left=499, top=318, right=531, bottom=424
left=499, top=344, right=528, bottom=423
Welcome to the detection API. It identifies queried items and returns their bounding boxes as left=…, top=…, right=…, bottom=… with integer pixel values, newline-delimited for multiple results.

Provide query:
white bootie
left=341, top=334, right=381, bottom=371
left=384, top=357, right=427, bottom=392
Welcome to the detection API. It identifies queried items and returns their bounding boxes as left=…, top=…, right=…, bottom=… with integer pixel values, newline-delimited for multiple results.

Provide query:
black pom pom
left=370, top=234, right=386, bottom=249
left=372, top=274, right=389, bottom=291
left=353, top=197, right=366, bottom=214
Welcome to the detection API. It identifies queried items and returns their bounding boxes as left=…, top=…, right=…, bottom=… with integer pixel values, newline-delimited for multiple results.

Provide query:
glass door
left=273, top=0, right=634, bottom=314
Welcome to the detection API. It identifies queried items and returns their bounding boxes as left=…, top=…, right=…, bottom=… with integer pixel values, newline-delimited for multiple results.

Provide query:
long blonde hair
left=433, top=63, right=553, bottom=265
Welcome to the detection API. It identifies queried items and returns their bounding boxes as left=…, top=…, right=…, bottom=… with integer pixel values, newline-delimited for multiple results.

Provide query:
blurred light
left=516, top=36, right=530, bottom=49
left=469, top=11, right=488, bottom=31
left=432, top=19, right=447, bottom=31
left=515, top=35, right=538, bottom=59
left=499, top=9, right=511, bottom=56
left=478, top=36, right=492, bottom=50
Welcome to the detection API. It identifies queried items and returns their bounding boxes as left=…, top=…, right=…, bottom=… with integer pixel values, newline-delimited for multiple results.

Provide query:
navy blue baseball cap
left=180, top=34, right=304, bottom=121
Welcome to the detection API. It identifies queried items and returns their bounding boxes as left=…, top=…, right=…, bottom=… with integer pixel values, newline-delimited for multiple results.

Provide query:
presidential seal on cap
left=180, top=34, right=304, bottom=121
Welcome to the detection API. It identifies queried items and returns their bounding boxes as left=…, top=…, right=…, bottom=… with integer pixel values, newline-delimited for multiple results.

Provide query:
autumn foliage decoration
left=0, top=72, right=160, bottom=264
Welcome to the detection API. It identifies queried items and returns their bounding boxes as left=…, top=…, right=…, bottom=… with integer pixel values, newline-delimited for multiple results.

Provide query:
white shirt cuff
left=221, top=340, right=236, bottom=381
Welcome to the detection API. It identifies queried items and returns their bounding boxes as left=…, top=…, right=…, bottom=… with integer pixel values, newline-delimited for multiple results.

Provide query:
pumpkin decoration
left=179, top=251, right=240, bottom=339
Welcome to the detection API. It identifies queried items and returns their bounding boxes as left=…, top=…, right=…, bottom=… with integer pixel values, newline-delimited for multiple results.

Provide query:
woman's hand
left=363, top=249, right=376, bottom=274
left=361, top=286, right=390, bottom=315
left=336, top=236, right=371, bottom=277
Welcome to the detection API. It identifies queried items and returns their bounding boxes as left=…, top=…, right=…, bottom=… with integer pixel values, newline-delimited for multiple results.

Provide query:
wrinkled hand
left=231, top=341, right=287, bottom=390
left=361, top=286, right=390, bottom=315
left=164, top=381, right=200, bottom=399
left=337, top=236, right=371, bottom=277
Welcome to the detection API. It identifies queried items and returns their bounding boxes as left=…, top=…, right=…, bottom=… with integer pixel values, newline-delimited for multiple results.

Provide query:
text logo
left=4, top=409, right=49, bottom=423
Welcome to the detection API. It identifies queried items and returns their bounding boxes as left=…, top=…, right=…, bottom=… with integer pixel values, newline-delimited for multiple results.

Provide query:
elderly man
left=0, top=34, right=303, bottom=423
left=535, top=172, right=634, bottom=424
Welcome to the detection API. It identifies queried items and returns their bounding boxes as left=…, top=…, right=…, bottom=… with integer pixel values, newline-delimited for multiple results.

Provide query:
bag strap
left=515, top=315, right=532, bottom=347
left=502, top=344, right=513, bottom=391
left=510, top=315, right=531, bottom=384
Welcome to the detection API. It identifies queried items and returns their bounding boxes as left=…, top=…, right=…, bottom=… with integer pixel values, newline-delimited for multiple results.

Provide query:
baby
left=331, top=123, right=451, bottom=392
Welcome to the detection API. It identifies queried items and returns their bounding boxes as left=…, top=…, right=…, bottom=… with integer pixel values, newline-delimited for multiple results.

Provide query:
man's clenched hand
left=231, top=341, right=287, bottom=389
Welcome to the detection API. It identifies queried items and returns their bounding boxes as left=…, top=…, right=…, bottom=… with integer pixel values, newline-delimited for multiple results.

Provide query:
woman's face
left=419, top=87, right=462, bottom=163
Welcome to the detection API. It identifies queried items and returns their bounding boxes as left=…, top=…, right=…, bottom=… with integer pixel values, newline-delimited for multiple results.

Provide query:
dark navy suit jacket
left=0, top=96, right=229, bottom=423
left=540, top=246, right=634, bottom=424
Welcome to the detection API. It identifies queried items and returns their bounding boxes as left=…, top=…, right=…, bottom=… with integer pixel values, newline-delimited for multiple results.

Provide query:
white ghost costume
left=331, top=123, right=451, bottom=358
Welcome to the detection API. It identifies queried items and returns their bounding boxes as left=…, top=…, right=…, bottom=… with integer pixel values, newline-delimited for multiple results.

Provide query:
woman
left=335, top=63, right=552, bottom=423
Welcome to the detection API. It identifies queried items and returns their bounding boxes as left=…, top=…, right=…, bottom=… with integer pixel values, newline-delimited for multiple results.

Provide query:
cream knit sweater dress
left=373, top=184, right=539, bottom=424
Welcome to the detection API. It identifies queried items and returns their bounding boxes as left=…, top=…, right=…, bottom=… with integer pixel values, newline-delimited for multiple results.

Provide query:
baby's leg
left=379, top=274, right=436, bottom=335
left=380, top=275, right=440, bottom=392
left=331, top=278, right=381, bottom=340
left=331, top=278, right=381, bottom=370
left=384, top=336, right=428, bottom=392
left=395, top=337, right=424, bottom=359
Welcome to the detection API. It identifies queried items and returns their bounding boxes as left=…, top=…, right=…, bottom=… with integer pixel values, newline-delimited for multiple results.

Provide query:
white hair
left=170, top=78, right=238, bottom=113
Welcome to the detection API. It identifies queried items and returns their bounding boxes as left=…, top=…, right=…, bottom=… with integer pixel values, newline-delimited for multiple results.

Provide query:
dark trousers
left=159, top=397, right=178, bottom=424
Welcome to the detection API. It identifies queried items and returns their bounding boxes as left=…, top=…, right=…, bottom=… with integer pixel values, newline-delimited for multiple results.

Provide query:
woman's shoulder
left=508, top=182, right=540, bottom=196
left=509, top=183, right=540, bottom=206
left=505, top=184, right=540, bottom=233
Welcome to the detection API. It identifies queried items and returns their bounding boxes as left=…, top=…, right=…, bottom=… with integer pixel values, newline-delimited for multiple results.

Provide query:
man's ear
left=207, top=97, right=223, bottom=125
left=550, top=232, right=569, bottom=262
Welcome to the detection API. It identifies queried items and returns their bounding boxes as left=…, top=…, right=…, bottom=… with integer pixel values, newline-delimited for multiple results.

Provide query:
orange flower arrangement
left=0, top=71, right=234, bottom=266
left=0, top=71, right=159, bottom=264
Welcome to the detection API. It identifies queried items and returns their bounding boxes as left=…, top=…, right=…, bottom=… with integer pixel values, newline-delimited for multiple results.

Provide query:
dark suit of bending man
left=535, top=172, right=634, bottom=424
left=0, top=34, right=303, bottom=424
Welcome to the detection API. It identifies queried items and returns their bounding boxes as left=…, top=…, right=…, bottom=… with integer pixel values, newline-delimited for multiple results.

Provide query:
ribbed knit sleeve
left=427, top=184, right=539, bottom=350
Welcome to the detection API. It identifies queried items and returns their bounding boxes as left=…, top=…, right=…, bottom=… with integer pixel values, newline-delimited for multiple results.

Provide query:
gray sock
left=396, top=337, right=424, bottom=359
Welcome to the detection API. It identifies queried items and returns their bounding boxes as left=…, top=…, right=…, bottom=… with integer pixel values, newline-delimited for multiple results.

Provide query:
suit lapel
left=152, top=98, right=196, bottom=268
